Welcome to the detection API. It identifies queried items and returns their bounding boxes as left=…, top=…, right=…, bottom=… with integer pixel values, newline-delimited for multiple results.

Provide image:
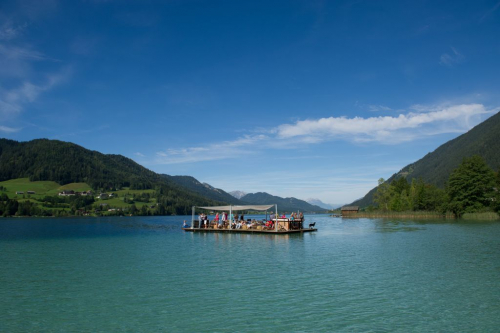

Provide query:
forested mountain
left=0, top=138, right=221, bottom=211
left=241, top=192, right=326, bottom=212
left=163, top=175, right=242, bottom=204
left=351, top=111, right=500, bottom=208
left=0, top=138, right=161, bottom=189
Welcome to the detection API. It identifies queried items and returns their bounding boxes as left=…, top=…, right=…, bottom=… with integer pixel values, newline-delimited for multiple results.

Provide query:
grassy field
left=0, top=179, right=154, bottom=199
left=96, top=197, right=156, bottom=209
left=115, top=188, right=156, bottom=195
left=0, top=178, right=159, bottom=215
left=0, top=178, right=60, bottom=198
left=94, top=188, right=157, bottom=209
left=46, top=182, right=91, bottom=195
left=0, top=178, right=94, bottom=201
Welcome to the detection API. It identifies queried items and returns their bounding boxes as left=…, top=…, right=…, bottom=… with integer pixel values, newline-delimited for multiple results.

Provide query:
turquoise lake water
left=1, top=215, right=499, bottom=332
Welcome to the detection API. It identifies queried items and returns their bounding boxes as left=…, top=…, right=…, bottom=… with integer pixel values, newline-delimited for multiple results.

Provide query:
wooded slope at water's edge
left=350, top=111, right=500, bottom=208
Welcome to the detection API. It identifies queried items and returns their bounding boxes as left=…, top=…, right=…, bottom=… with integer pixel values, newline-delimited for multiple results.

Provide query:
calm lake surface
left=1, top=215, right=499, bottom=332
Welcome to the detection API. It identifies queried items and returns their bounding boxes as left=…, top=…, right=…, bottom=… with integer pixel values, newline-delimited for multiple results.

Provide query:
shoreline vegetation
left=335, top=211, right=499, bottom=220
left=343, top=155, right=500, bottom=221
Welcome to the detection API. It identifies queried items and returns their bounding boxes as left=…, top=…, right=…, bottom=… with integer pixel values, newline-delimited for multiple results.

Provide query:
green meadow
left=0, top=178, right=60, bottom=198
left=0, top=178, right=159, bottom=216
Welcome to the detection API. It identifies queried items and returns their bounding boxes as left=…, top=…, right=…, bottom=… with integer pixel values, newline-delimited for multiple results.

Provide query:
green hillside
left=0, top=138, right=165, bottom=189
left=0, top=178, right=61, bottom=196
left=0, top=139, right=223, bottom=215
left=0, top=177, right=155, bottom=212
left=351, top=111, right=500, bottom=208
left=0, top=178, right=91, bottom=197
left=241, top=192, right=326, bottom=213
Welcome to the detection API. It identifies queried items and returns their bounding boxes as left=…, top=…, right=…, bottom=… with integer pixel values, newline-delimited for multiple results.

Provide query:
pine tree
left=447, top=155, right=496, bottom=217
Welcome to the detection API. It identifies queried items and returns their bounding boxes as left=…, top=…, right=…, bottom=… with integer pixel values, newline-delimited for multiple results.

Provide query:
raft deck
left=183, top=227, right=317, bottom=234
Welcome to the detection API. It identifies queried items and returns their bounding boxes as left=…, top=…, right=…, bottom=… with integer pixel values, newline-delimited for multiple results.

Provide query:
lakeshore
left=338, top=211, right=499, bottom=220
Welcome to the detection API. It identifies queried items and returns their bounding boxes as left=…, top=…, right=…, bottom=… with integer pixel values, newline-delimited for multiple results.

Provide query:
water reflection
left=372, top=219, right=426, bottom=233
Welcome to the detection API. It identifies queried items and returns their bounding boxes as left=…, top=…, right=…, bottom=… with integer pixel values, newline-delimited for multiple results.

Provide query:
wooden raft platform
left=183, top=227, right=317, bottom=234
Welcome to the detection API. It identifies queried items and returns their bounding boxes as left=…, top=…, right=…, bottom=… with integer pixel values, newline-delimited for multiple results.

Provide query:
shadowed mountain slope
left=163, top=175, right=242, bottom=205
left=241, top=192, right=326, bottom=213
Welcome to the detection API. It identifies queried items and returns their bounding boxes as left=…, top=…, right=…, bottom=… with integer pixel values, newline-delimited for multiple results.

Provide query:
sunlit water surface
left=1, top=215, right=499, bottom=332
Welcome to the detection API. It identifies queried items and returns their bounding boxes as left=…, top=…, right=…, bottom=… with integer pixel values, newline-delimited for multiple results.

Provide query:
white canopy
left=197, top=205, right=275, bottom=211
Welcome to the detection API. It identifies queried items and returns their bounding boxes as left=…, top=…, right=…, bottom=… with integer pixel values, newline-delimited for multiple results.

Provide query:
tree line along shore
left=334, top=155, right=499, bottom=220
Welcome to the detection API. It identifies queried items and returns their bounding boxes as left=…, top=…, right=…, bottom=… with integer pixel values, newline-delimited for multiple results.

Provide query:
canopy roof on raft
left=197, top=205, right=275, bottom=212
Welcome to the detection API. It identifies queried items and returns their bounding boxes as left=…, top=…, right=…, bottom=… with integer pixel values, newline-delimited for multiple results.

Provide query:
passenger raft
left=183, top=204, right=317, bottom=234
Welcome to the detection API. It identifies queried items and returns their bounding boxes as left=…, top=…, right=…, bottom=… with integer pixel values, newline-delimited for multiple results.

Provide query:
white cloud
left=277, top=104, right=491, bottom=144
left=154, top=134, right=268, bottom=164
left=0, top=13, right=69, bottom=130
left=134, top=152, right=145, bottom=157
left=0, top=125, right=20, bottom=133
left=440, top=47, right=465, bottom=67
left=152, top=103, right=496, bottom=165
left=0, top=69, right=70, bottom=118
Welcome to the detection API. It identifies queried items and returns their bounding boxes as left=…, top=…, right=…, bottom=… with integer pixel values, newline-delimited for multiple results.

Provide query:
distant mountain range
left=240, top=192, right=326, bottom=213
left=350, top=111, right=500, bottom=208
left=229, top=190, right=327, bottom=212
left=169, top=182, right=326, bottom=212
left=306, top=198, right=344, bottom=210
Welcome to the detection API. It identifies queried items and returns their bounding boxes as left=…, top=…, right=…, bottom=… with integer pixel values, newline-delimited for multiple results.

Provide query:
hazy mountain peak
left=229, top=191, right=247, bottom=199
left=306, top=198, right=343, bottom=210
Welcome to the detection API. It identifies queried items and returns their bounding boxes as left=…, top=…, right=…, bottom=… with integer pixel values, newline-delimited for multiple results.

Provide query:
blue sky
left=1, top=0, right=499, bottom=205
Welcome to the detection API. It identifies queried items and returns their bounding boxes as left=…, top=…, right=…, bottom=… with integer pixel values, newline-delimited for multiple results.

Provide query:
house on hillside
left=97, top=193, right=109, bottom=199
left=78, top=190, right=93, bottom=196
left=27, top=191, right=36, bottom=194
left=59, top=190, right=75, bottom=196
left=16, top=191, right=24, bottom=195
left=341, top=206, right=359, bottom=217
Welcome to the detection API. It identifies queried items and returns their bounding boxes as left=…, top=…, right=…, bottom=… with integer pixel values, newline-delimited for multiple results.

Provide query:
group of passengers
left=198, top=212, right=269, bottom=229
left=198, top=212, right=229, bottom=228
left=197, top=211, right=304, bottom=229
left=289, top=212, right=304, bottom=221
